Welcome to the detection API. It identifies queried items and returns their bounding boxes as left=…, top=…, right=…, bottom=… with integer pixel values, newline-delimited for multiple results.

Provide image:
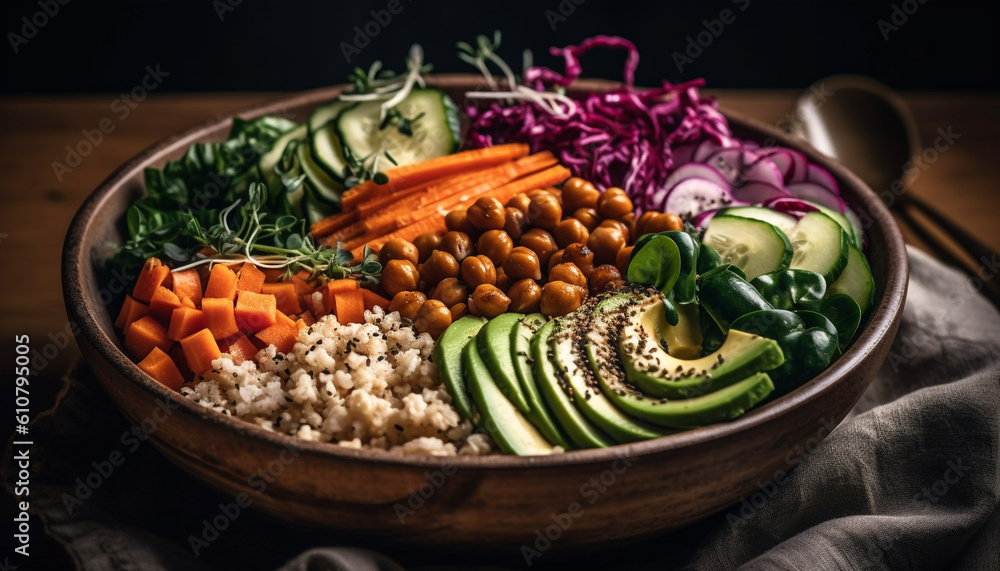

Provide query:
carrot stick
left=310, top=210, right=360, bottom=239
left=351, top=164, right=572, bottom=258
left=333, top=289, right=366, bottom=325
left=340, top=143, right=530, bottom=211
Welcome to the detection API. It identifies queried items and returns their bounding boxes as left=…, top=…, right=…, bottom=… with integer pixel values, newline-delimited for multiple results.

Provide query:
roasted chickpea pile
left=379, top=177, right=683, bottom=337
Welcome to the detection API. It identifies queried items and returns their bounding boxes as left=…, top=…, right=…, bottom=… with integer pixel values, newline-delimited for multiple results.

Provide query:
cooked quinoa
left=181, top=307, right=493, bottom=456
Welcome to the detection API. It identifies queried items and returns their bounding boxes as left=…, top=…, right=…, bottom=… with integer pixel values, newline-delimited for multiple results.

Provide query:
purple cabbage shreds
left=463, top=36, right=732, bottom=212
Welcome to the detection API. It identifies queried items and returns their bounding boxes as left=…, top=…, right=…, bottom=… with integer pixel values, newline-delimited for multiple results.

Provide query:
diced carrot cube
left=167, top=306, right=206, bottom=342
left=137, top=347, right=187, bottom=391
left=204, top=264, right=239, bottom=301
left=180, top=328, right=222, bottom=374
left=201, top=297, right=240, bottom=340
left=333, top=289, right=365, bottom=325
left=149, top=285, right=183, bottom=323
left=170, top=344, right=193, bottom=382
left=179, top=295, right=196, bottom=309
left=234, top=291, right=277, bottom=334
left=255, top=323, right=298, bottom=354
left=262, top=282, right=302, bottom=315
left=292, top=271, right=316, bottom=297
left=298, top=311, right=316, bottom=326
left=223, top=333, right=259, bottom=365
left=115, top=295, right=142, bottom=330
left=236, top=263, right=266, bottom=294
left=172, top=268, right=203, bottom=307
left=121, top=298, right=150, bottom=332
left=360, top=288, right=390, bottom=311
left=124, top=315, right=172, bottom=360
left=275, top=310, right=296, bottom=329
left=262, top=268, right=285, bottom=283
left=322, top=279, right=359, bottom=314
left=132, top=258, right=172, bottom=303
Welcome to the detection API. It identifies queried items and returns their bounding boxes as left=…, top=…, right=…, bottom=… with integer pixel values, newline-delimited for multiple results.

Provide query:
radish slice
left=704, top=148, right=744, bottom=184
left=693, top=208, right=723, bottom=230
left=764, top=196, right=821, bottom=218
left=662, top=178, right=742, bottom=220
left=786, top=182, right=846, bottom=212
left=806, top=164, right=840, bottom=195
left=671, top=143, right=699, bottom=167
left=731, top=182, right=789, bottom=204
left=655, top=163, right=731, bottom=206
left=742, top=156, right=785, bottom=188
left=785, top=149, right=809, bottom=183
left=693, top=137, right=738, bottom=163
left=759, top=148, right=795, bottom=181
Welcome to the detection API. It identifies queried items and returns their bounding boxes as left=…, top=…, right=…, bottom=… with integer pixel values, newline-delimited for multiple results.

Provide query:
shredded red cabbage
left=464, top=36, right=731, bottom=210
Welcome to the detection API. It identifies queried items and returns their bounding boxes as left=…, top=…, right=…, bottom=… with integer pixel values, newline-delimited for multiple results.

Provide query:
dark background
left=1, top=0, right=998, bottom=93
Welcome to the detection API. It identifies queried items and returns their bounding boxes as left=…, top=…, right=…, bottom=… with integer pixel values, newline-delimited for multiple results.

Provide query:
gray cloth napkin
left=5, top=247, right=999, bottom=570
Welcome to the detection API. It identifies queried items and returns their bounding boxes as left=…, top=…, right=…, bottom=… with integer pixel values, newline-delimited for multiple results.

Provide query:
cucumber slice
left=296, top=140, right=345, bottom=207
left=701, top=215, right=793, bottom=281
left=827, top=244, right=875, bottom=314
left=300, top=181, right=337, bottom=225
left=805, top=201, right=860, bottom=247
left=308, top=99, right=354, bottom=182
left=721, top=206, right=797, bottom=234
left=788, top=212, right=850, bottom=284
left=336, top=88, right=460, bottom=171
left=844, top=207, right=865, bottom=247
left=258, top=125, right=306, bottom=192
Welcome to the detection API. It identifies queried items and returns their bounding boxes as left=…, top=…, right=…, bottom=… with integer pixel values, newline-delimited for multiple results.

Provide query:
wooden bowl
left=62, top=75, right=907, bottom=552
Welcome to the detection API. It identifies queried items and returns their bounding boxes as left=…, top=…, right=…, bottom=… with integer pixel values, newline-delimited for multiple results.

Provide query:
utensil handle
left=896, top=194, right=1000, bottom=307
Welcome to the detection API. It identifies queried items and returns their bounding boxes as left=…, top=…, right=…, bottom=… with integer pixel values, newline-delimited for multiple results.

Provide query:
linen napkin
left=4, top=247, right=998, bottom=570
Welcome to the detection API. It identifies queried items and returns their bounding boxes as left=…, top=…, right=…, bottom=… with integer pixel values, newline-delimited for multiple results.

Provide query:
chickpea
left=379, top=238, right=419, bottom=266
left=572, top=207, right=601, bottom=232
left=450, top=302, right=468, bottom=321
left=431, top=277, right=469, bottom=308
left=414, top=299, right=452, bottom=338
left=548, top=262, right=588, bottom=288
left=635, top=211, right=657, bottom=237
left=638, top=212, right=684, bottom=236
left=519, top=228, right=558, bottom=267
left=541, top=281, right=587, bottom=317
left=461, top=255, right=496, bottom=289
left=588, top=265, right=624, bottom=294
left=420, top=250, right=459, bottom=287
left=544, top=186, right=562, bottom=204
left=561, top=177, right=600, bottom=212
left=467, top=197, right=506, bottom=231
left=388, top=291, right=426, bottom=322
left=563, top=243, right=595, bottom=277
left=440, top=231, right=474, bottom=263
left=506, top=194, right=532, bottom=214
left=526, top=192, right=562, bottom=230
left=587, top=226, right=627, bottom=266
left=413, top=233, right=441, bottom=263
left=445, top=210, right=476, bottom=235
left=381, top=259, right=420, bottom=298
left=507, top=279, right=542, bottom=314
left=503, top=207, right=528, bottom=243
left=477, top=230, right=514, bottom=267
left=502, top=247, right=542, bottom=281
left=495, top=267, right=512, bottom=292
left=616, top=246, right=634, bottom=275
left=599, top=218, right=630, bottom=239
left=596, top=187, right=634, bottom=220
left=548, top=249, right=566, bottom=272
left=468, top=284, right=511, bottom=318
left=552, top=218, right=590, bottom=249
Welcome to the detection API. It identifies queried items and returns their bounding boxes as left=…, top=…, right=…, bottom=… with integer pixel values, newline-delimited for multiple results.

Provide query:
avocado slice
left=432, top=315, right=487, bottom=423
left=510, top=314, right=572, bottom=449
left=547, top=300, right=669, bottom=444
left=530, top=320, right=614, bottom=449
left=620, top=296, right=785, bottom=399
left=584, top=294, right=776, bottom=429
left=462, top=342, right=557, bottom=456
left=476, top=313, right=531, bottom=412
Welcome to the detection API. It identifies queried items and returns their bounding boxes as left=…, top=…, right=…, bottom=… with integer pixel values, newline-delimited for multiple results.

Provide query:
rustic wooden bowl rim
left=62, top=74, right=908, bottom=469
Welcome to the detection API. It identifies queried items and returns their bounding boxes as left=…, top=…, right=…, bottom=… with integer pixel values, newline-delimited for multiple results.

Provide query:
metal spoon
left=790, top=74, right=1000, bottom=306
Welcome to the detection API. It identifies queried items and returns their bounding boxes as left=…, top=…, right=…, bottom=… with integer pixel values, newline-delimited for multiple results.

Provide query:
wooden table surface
left=1, top=91, right=998, bottom=398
